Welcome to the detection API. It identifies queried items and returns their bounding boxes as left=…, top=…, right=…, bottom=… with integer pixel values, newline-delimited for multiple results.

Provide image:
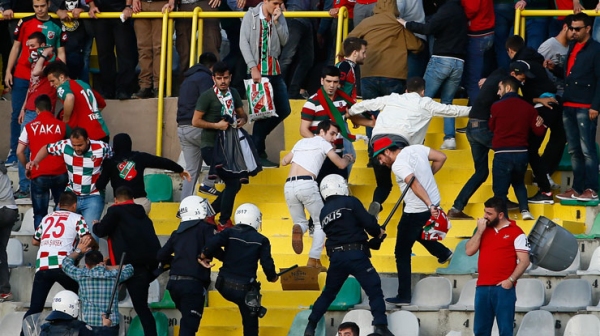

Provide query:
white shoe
left=547, top=174, right=560, bottom=190
left=440, top=138, right=456, bottom=150
left=521, top=210, right=534, bottom=221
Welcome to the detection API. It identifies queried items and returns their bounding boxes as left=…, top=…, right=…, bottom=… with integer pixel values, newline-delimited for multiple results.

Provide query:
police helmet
left=177, top=196, right=215, bottom=222
left=320, top=174, right=349, bottom=200
left=234, top=203, right=262, bottom=230
left=51, top=290, right=79, bottom=319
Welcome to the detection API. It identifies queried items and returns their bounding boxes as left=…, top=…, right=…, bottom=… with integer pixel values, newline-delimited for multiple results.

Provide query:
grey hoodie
left=239, top=3, right=289, bottom=70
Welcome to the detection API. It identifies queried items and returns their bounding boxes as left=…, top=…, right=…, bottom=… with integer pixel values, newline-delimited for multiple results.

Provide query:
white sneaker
left=440, top=138, right=456, bottom=150
left=521, top=210, right=534, bottom=221
left=547, top=174, right=560, bottom=190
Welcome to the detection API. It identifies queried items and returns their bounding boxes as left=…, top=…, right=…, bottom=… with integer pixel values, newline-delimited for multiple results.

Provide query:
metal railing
left=3, top=8, right=349, bottom=156
left=514, top=9, right=600, bottom=38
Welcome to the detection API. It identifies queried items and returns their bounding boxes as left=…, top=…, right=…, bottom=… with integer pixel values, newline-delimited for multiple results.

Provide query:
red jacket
left=489, top=93, right=546, bottom=150
left=461, top=0, right=494, bottom=35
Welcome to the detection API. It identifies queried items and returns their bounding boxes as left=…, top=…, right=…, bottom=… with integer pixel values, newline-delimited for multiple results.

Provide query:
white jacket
left=349, top=92, right=471, bottom=144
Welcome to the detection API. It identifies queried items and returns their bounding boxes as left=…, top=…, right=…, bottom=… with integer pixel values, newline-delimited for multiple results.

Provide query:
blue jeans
left=251, top=75, right=291, bottom=157
left=464, top=34, right=494, bottom=104
left=492, top=152, right=529, bottom=212
left=424, top=56, right=464, bottom=139
left=493, top=3, right=514, bottom=70
left=30, top=173, right=68, bottom=230
left=474, top=286, right=516, bottom=336
left=361, top=77, right=406, bottom=139
left=525, top=17, right=549, bottom=51
left=18, top=110, right=38, bottom=193
left=563, top=106, right=599, bottom=193
left=407, top=42, right=428, bottom=79
left=453, top=120, right=493, bottom=211
left=9, top=77, right=29, bottom=160
left=77, top=194, right=105, bottom=241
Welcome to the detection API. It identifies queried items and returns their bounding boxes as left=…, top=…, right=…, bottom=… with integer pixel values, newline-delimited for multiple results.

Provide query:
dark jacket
left=177, top=63, right=214, bottom=125
left=203, top=224, right=277, bottom=282
left=320, top=195, right=381, bottom=249
left=96, top=133, right=183, bottom=198
left=90, top=0, right=127, bottom=12
left=512, top=47, right=557, bottom=103
left=93, top=202, right=161, bottom=269
left=157, top=219, right=220, bottom=288
left=490, top=92, right=546, bottom=150
left=469, top=67, right=508, bottom=120
left=405, top=0, right=468, bottom=59
left=558, top=39, right=600, bottom=111
left=1, top=0, right=33, bottom=12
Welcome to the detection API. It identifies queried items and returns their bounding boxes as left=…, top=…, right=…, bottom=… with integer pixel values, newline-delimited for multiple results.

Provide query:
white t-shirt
left=291, top=136, right=334, bottom=176
left=391, top=145, right=441, bottom=213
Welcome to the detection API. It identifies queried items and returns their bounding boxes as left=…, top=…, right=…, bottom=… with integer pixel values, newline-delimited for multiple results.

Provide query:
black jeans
left=394, top=210, right=451, bottom=301
left=215, top=276, right=257, bottom=336
left=124, top=267, right=156, bottom=336
left=0, top=207, right=18, bottom=293
left=167, top=279, right=206, bottom=336
left=201, top=147, right=242, bottom=224
left=24, top=268, right=79, bottom=320
left=91, top=18, right=138, bottom=97
left=279, top=19, right=314, bottom=96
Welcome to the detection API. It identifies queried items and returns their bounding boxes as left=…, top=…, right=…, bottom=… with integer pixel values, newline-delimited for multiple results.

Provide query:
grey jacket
left=239, top=3, right=289, bottom=69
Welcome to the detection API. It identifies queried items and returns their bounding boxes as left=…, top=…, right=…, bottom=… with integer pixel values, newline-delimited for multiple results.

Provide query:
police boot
left=307, top=258, right=327, bottom=272
left=304, top=321, right=317, bottom=336
left=373, top=325, right=395, bottom=336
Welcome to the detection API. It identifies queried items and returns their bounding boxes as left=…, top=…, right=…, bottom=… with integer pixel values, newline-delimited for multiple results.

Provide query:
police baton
left=368, top=176, right=416, bottom=250
left=276, top=264, right=299, bottom=277
left=105, top=252, right=126, bottom=317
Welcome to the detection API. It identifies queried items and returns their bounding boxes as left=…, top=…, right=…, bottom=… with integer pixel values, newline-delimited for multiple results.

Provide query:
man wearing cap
left=372, top=137, right=453, bottom=306
left=447, top=62, right=534, bottom=220
left=348, top=77, right=471, bottom=214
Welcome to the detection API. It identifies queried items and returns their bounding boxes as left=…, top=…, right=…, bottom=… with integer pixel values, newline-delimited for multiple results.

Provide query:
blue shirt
left=62, top=257, right=134, bottom=327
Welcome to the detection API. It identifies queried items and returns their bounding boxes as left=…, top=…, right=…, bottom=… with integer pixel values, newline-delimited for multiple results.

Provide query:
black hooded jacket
left=96, top=133, right=184, bottom=198
left=512, top=47, right=557, bottom=103
left=177, top=64, right=214, bottom=125
left=93, top=202, right=161, bottom=269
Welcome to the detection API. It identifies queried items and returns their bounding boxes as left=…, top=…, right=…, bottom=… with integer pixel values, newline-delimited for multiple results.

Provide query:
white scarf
left=214, top=86, right=235, bottom=117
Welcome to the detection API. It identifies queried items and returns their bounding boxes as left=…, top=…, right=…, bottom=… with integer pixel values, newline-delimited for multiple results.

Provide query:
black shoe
left=116, top=91, right=130, bottom=100
left=368, top=201, right=381, bottom=217
left=373, top=325, right=395, bottom=336
left=438, top=251, right=453, bottom=264
left=507, top=200, right=519, bottom=210
left=133, top=87, right=154, bottom=99
left=304, top=322, right=317, bottom=336
left=385, top=296, right=410, bottom=306
left=528, top=191, right=554, bottom=204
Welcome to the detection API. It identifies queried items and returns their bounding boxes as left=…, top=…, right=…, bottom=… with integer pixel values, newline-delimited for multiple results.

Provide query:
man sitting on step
left=281, top=120, right=354, bottom=271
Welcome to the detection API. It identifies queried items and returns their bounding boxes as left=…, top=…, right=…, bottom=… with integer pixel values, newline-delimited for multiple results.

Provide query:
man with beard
left=336, top=37, right=367, bottom=100
left=465, top=196, right=530, bottom=336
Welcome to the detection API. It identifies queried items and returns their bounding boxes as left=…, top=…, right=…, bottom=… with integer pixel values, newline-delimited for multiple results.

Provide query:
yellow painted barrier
left=513, top=9, right=600, bottom=39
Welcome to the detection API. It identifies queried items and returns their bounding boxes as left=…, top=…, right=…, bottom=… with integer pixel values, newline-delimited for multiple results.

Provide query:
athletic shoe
left=521, top=210, right=534, bottom=221
left=506, top=200, right=519, bottom=210
left=547, top=174, right=560, bottom=190
left=528, top=191, right=554, bottom=204
left=447, top=208, right=473, bottom=219
left=440, top=138, right=456, bottom=150
left=13, top=190, right=30, bottom=199
left=5, top=152, right=17, bottom=166
left=132, top=87, right=154, bottom=99
left=556, top=188, right=579, bottom=200
left=576, top=189, right=598, bottom=202
left=292, top=224, right=303, bottom=254
left=438, top=251, right=453, bottom=264
left=385, top=296, right=410, bottom=306
left=0, top=293, right=13, bottom=302
left=199, top=184, right=221, bottom=197
left=368, top=201, right=381, bottom=218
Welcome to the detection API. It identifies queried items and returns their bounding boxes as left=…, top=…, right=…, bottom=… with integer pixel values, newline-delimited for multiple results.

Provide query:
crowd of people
left=2, top=0, right=600, bottom=335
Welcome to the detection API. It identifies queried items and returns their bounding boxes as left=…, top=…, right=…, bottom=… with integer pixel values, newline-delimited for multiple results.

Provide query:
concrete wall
left=0, top=98, right=285, bottom=162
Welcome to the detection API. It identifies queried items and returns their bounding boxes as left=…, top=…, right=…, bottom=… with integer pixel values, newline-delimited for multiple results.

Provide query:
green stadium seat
left=309, top=277, right=361, bottom=311
left=149, top=289, right=176, bottom=309
left=576, top=213, right=600, bottom=239
left=144, top=174, right=173, bottom=202
left=436, top=240, right=478, bottom=275
left=127, top=311, right=169, bottom=336
left=560, top=198, right=600, bottom=207
left=287, top=310, right=326, bottom=336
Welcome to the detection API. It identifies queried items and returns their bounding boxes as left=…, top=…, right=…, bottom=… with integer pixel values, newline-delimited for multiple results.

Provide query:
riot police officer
left=200, top=203, right=279, bottom=336
left=156, top=196, right=220, bottom=336
left=38, top=290, right=94, bottom=336
left=304, top=174, right=394, bottom=336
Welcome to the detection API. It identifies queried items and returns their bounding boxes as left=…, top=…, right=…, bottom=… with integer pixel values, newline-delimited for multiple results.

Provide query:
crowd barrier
left=514, top=9, right=600, bottom=38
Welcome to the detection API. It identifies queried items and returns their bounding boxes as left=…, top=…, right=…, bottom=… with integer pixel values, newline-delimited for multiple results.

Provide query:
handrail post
left=514, top=8, right=522, bottom=36
left=190, top=7, right=201, bottom=68
left=166, top=16, right=174, bottom=97
left=520, top=15, right=526, bottom=39
left=156, top=10, right=169, bottom=156
left=335, top=6, right=348, bottom=59
left=342, top=7, right=349, bottom=40
left=197, top=9, right=204, bottom=57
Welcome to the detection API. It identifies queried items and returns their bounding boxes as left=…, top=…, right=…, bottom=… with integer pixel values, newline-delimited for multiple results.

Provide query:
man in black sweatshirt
left=93, top=186, right=162, bottom=336
left=96, top=133, right=191, bottom=214
left=157, top=195, right=222, bottom=336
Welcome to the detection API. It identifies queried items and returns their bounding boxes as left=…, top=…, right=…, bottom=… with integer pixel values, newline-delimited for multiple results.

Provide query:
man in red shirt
left=16, top=94, right=68, bottom=229
left=465, top=196, right=530, bottom=336
left=489, top=76, right=546, bottom=220
left=4, top=0, right=66, bottom=167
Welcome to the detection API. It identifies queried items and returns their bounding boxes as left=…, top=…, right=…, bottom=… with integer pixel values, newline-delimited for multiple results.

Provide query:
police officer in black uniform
left=200, top=203, right=279, bottom=336
left=156, top=195, right=221, bottom=336
left=37, top=290, right=94, bottom=336
left=304, top=174, right=394, bottom=336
